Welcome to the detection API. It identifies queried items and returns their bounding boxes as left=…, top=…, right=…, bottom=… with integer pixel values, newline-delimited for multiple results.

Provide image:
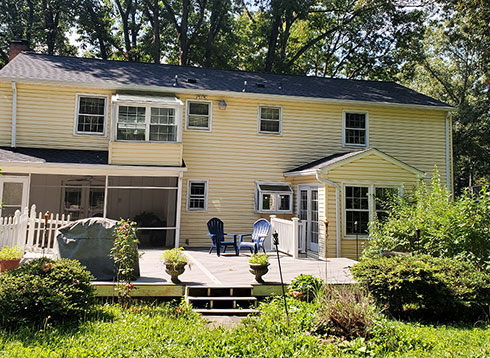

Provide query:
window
left=75, top=95, right=107, bottom=135
left=259, top=106, right=281, bottom=134
left=116, top=105, right=177, bottom=142
left=343, top=112, right=368, bottom=146
left=256, top=183, right=292, bottom=213
left=187, top=101, right=211, bottom=130
left=345, top=186, right=370, bottom=235
left=187, top=180, right=208, bottom=211
left=344, top=185, right=399, bottom=236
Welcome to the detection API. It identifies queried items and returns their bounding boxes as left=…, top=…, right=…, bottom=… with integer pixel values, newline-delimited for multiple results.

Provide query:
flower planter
left=0, top=259, right=21, bottom=273
left=249, top=263, right=270, bottom=283
left=165, top=262, right=186, bottom=283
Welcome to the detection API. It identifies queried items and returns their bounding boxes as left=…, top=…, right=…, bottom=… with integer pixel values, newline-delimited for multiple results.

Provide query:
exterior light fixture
left=218, top=100, right=227, bottom=110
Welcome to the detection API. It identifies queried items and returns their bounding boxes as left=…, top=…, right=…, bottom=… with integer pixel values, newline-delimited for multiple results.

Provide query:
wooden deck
left=93, top=249, right=356, bottom=298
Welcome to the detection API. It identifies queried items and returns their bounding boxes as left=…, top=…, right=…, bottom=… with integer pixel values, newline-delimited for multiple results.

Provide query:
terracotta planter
left=0, top=259, right=21, bottom=273
left=165, top=262, right=186, bottom=283
left=249, top=263, right=270, bottom=283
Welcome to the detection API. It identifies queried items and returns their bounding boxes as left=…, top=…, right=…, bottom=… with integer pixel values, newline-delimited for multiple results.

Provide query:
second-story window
left=259, top=106, right=281, bottom=134
left=343, top=112, right=368, bottom=146
left=116, top=106, right=177, bottom=142
left=187, top=101, right=211, bottom=130
left=76, top=95, right=107, bottom=135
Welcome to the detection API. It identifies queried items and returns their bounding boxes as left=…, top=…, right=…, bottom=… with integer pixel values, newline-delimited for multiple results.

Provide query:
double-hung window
left=75, top=95, right=107, bottom=135
left=187, top=180, right=208, bottom=211
left=256, top=183, right=292, bottom=213
left=343, top=111, right=368, bottom=146
left=258, top=106, right=281, bottom=134
left=116, top=106, right=178, bottom=142
left=187, top=101, right=211, bottom=130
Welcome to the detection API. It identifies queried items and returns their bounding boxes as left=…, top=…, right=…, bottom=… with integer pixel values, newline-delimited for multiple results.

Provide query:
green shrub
left=0, top=246, right=23, bottom=260
left=0, top=258, right=95, bottom=327
left=311, top=285, right=377, bottom=340
left=162, top=247, right=188, bottom=266
left=365, top=170, right=490, bottom=267
left=351, top=254, right=490, bottom=322
left=249, top=253, right=269, bottom=265
left=288, top=274, right=324, bottom=301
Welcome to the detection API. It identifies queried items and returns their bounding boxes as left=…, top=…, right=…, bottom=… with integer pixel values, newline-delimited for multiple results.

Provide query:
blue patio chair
left=238, top=219, right=271, bottom=254
left=207, top=217, right=238, bottom=257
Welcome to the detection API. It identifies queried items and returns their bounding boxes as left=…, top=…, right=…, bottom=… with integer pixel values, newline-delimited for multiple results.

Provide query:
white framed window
left=75, top=94, right=108, bottom=136
left=187, top=180, right=208, bottom=211
left=116, top=105, right=178, bottom=142
left=343, top=184, right=400, bottom=237
left=258, top=106, right=282, bottom=134
left=186, top=100, right=212, bottom=130
left=255, top=182, right=292, bottom=213
left=342, top=111, right=368, bottom=146
left=0, top=176, right=29, bottom=218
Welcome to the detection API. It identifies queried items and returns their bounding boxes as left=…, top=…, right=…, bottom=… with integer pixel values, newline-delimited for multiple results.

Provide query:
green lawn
left=0, top=301, right=489, bottom=357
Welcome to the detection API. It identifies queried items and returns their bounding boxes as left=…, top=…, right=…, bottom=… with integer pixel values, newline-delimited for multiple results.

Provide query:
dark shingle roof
left=285, top=151, right=364, bottom=174
left=0, top=147, right=108, bottom=165
left=0, top=53, right=450, bottom=108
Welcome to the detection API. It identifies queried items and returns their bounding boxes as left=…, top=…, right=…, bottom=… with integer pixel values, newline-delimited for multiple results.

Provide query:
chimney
left=8, top=39, right=30, bottom=62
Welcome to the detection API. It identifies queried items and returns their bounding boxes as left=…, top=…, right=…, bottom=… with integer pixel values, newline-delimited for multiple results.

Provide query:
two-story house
left=0, top=46, right=452, bottom=259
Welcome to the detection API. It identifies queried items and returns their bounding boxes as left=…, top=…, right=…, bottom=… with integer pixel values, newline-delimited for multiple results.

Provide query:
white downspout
left=316, top=171, right=341, bottom=258
left=174, top=172, right=183, bottom=248
left=11, top=81, right=17, bottom=147
left=445, top=111, right=452, bottom=193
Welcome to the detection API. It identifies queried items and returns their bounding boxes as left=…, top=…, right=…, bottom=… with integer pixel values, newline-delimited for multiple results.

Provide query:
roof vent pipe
left=243, top=80, right=247, bottom=92
left=173, top=75, right=178, bottom=87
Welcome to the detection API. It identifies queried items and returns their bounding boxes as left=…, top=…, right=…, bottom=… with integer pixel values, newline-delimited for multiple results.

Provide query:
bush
left=351, top=254, right=490, bottom=322
left=311, top=285, right=377, bottom=340
left=162, top=247, right=188, bottom=266
left=288, top=274, right=324, bottom=301
left=365, top=170, right=490, bottom=267
left=0, top=258, right=95, bottom=327
left=0, top=246, right=23, bottom=260
left=249, top=253, right=269, bottom=265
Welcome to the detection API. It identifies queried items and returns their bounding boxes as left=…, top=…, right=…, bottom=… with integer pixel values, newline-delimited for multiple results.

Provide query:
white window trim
left=114, top=103, right=183, bottom=143
left=74, top=94, right=109, bottom=137
left=255, top=181, right=292, bottom=214
left=185, top=100, right=212, bottom=131
left=0, top=176, right=29, bottom=217
left=257, top=105, right=282, bottom=135
left=342, top=110, right=369, bottom=147
left=187, top=179, right=208, bottom=212
left=342, top=182, right=402, bottom=239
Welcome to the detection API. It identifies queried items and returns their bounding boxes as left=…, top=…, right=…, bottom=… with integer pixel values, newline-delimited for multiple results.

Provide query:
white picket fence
left=270, top=215, right=306, bottom=259
left=0, top=205, right=72, bottom=255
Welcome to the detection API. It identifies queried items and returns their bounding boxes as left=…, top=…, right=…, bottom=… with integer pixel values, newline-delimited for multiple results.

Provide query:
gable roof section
left=284, top=148, right=425, bottom=178
left=0, top=52, right=451, bottom=109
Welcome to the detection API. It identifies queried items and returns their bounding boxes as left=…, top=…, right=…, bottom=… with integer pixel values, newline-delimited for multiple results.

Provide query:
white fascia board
left=0, top=161, right=187, bottom=177
left=283, top=170, right=319, bottom=177
left=0, top=77, right=454, bottom=112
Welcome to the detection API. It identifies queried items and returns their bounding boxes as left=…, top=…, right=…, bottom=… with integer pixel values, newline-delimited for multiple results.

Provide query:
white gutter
left=0, top=77, right=454, bottom=112
left=11, top=81, right=16, bottom=147
left=445, top=111, right=452, bottom=192
left=316, top=171, right=341, bottom=258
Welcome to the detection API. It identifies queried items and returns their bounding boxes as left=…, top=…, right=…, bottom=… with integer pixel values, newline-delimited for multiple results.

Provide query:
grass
left=0, top=300, right=489, bottom=357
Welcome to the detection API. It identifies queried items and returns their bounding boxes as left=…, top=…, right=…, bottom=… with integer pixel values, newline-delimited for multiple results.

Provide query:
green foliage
left=0, top=257, right=94, bottom=327
left=365, top=170, right=490, bottom=267
left=289, top=274, right=324, bottom=300
left=0, top=246, right=23, bottom=260
left=248, top=253, right=269, bottom=265
left=161, top=247, right=188, bottom=266
left=351, top=254, right=490, bottom=322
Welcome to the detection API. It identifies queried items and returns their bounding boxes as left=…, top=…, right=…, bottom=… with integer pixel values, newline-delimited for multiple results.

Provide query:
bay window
left=256, top=182, right=292, bottom=213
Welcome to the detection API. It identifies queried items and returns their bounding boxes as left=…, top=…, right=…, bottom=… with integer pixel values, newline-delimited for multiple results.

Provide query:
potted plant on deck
left=249, top=253, right=270, bottom=283
left=162, top=248, right=188, bottom=283
left=0, top=245, right=23, bottom=273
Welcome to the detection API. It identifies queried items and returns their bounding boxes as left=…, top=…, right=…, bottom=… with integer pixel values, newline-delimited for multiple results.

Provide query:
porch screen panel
left=1, top=182, right=23, bottom=217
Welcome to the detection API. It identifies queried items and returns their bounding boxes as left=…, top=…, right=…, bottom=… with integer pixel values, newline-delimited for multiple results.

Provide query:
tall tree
left=113, top=0, right=144, bottom=61
left=142, top=0, right=162, bottom=63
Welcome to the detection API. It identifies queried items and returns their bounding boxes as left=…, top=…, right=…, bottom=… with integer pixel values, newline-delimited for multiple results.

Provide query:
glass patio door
left=298, top=185, right=319, bottom=252
left=0, top=177, right=29, bottom=217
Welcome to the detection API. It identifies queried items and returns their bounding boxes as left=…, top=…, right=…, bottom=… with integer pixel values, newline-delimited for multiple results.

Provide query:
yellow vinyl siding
left=15, top=83, right=113, bottom=150
left=0, top=82, right=12, bottom=145
left=109, top=142, right=183, bottom=166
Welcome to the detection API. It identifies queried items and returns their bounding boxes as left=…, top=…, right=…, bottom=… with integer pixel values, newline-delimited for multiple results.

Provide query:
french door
left=0, top=177, right=29, bottom=217
left=298, top=185, right=319, bottom=253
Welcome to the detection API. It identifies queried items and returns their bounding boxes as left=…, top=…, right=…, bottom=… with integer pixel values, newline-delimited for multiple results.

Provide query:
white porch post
left=292, top=217, right=299, bottom=259
left=103, top=175, right=109, bottom=218
left=174, top=172, right=183, bottom=248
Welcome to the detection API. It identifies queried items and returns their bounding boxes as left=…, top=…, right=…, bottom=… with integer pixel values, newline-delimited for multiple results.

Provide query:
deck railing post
left=292, top=217, right=299, bottom=259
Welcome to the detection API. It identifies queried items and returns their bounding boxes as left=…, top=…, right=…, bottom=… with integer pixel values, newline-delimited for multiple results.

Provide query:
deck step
left=194, top=308, right=258, bottom=315
left=187, top=296, right=257, bottom=301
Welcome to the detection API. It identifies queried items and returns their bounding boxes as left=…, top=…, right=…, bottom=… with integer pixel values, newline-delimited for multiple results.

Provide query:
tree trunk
left=179, top=0, right=190, bottom=65
left=264, top=10, right=282, bottom=72
left=204, top=0, right=223, bottom=67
